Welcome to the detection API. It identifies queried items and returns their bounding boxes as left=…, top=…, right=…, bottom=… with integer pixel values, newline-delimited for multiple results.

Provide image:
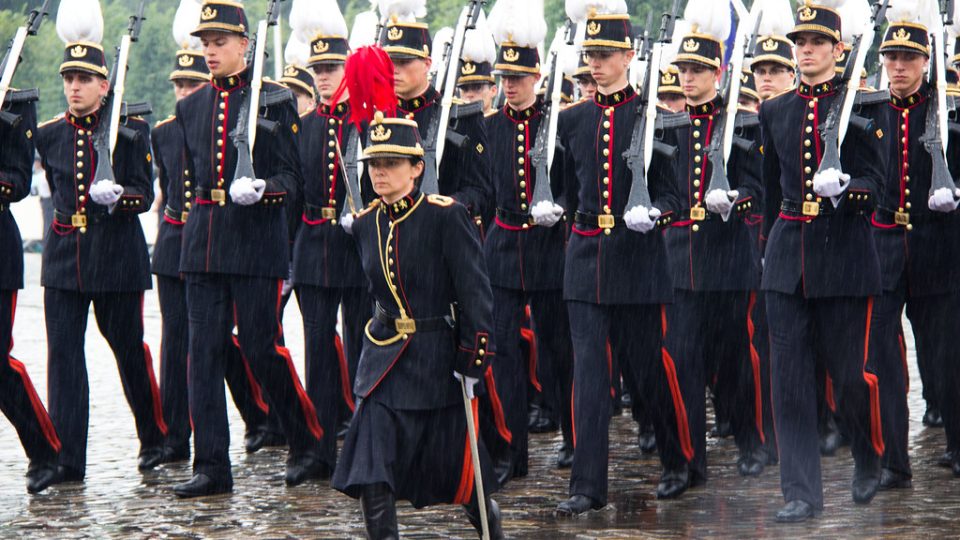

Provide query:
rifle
left=231, top=0, right=284, bottom=186
left=816, top=0, right=889, bottom=180
left=623, top=0, right=682, bottom=212
left=921, top=1, right=957, bottom=202
left=0, top=0, right=50, bottom=126
left=628, top=13, right=653, bottom=90
left=422, top=0, right=486, bottom=195
left=93, top=1, right=146, bottom=193
left=529, top=19, right=575, bottom=210
left=703, top=4, right=763, bottom=221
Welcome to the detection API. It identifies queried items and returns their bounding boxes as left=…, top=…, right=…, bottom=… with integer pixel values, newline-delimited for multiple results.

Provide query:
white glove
left=281, top=263, right=294, bottom=297
left=813, top=168, right=850, bottom=198
left=705, top=189, right=738, bottom=218
left=928, top=187, right=960, bottom=213
left=453, top=372, right=480, bottom=399
left=531, top=201, right=564, bottom=227
left=341, top=212, right=355, bottom=234
left=89, top=180, right=124, bottom=206
left=624, top=205, right=661, bottom=234
left=229, top=177, right=266, bottom=206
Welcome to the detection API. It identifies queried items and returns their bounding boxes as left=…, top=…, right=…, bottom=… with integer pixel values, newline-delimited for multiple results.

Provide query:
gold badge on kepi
left=201, top=6, right=217, bottom=20
left=179, top=54, right=194, bottom=67
left=70, top=44, right=87, bottom=58
left=461, top=62, right=477, bottom=75
left=683, top=39, right=700, bottom=52
left=762, top=38, right=778, bottom=52
left=371, top=124, right=392, bottom=142
left=313, top=40, right=329, bottom=53
left=284, top=65, right=298, bottom=77
left=587, top=21, right=601, bottom=36
left=503, top=49, right=520, bottom=62
left=388, top=26, right=403, bottom=41
left=798, top=7, right=816, bottom=22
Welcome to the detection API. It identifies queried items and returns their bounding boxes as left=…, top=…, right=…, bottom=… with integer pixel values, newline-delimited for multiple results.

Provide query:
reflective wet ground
left=2, top=254, right=959, bottom=538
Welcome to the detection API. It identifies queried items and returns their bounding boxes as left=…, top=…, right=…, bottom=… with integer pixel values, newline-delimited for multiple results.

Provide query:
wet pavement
left=2, top=252, right=959, bottom=538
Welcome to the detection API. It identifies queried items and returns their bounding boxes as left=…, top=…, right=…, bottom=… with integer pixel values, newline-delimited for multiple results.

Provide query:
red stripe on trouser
left=334, top=334, right=356, bottom=412
left=898, top=332, right=909, bottom=394
left=570, top=380, right=576, bottom=448
left=231, top=335, right=271, bottom=414
left=606, top=340, right=614, bottom=399
left=8, top=358, right=62, bottom=452
left=454, top=398, right=480, bottom=504
left=4, top=293, right=59, bottom=450
left=825, top=374, right=836, bottom=413
left=274, top=281, right=324, bottom=441
left=522, top=327, right=541, bottom=392
left=483, top=366, right=513, bottom=444
left=661, top=306, right=695, bottom=462
left=746, top=292, right=765, bottom=444
left=142, top=343, right=169, bottom=435
left=862, top=298, right=885, bottom=456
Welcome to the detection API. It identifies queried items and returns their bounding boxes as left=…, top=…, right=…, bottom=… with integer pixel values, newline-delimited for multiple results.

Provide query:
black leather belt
left=496, top=207, right=535, bottom=228
left=164, top=205, right=188, bottom=223
left=780, top=199, right=836, bottom=218
left=679, top=207, right=717, bottom=222
left=304, top=202, right=339, bottom=222
left=53, top=209, right=105, bottom=228
left=195, top=187, right=228, bottom=203
left=874, top=207, right=936, bottom=226
left=374, top=303, right=454, bottom=334
left=574, top=211, right=623, bottom=229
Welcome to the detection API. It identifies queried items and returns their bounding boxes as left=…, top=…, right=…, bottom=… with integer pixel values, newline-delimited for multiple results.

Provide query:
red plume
left=331, top=46, right=397, bottom=128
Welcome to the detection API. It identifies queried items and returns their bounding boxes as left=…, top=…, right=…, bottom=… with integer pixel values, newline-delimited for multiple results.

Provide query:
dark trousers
left=566, top=300, right=694, bottom=505
left=185, top=273, right=323, bottom=481
left=295, top=285, right=369, bottom=468
left=529, top=291, right=574, bottom=449
left=766, top=292, right=883, bottom=509
left=45, top=288, right=167, bottom=473
left=156, top=275, right=270, bottom=451
left=749, top=292, right=778, bottom=457
left=899, top=291, right=960, bottom=452
left=1, top=290, right=60, bottom=463
left=664, top=290, right=764, bottom=480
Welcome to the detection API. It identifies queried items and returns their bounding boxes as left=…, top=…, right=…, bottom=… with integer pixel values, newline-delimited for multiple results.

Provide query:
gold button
left=219, top=102, right=226, bottom=110
left=694, top=143, right=701, bottom=150
left=804, top=153, right=812, bottom=160
left=694, top=167, right=701, bottom=175
left=77, top=173, right=84, bottom=181
left=78, top=183, right=85, bottom=191
left=329, top=118, right=336, bottom=125
left=77, top=161, right=83, bottom=168
left=904, top=189, right=910, bottom=196
left=328, top=152, right=335, bottom=159
left=518, top=170, right=525, bottom=177
left=603, top=205, right=611, bottom=213
left=519, top=181, right=526, bottom=188
left=605, top=108, right=613, bottom=116
left=807, top=114, right=814, bottom=120
left=216, top=140, right=223, bottom=147
left=805, top=126, right=813, bottom=133
left=217, top=152, right=223, bottom=159
left=478, top=349, right=485, bottom=356
left=809, top=101, right=816, bottom=108
left=694, top=192, right=700, bottom=199
left=77, top=139, right=84, bottom=146
left=185, top=191, right=192, bottom=198
left=329, top=129, right=336, bottom=136
left=329, top=163, right=335, bottom=170
left=693, top=130, right=700, bottom=138
left=804, top=140, right=811, bottom=147
left=475, top=360, right=483, bottom=366
left=329, top=140, right=336, bottom=147
left=694, top=119, right=702, bottom=127
left=603, top=121, right=610, bottom=129
left=521, top=203, right=528, bottom=210
left=901, top=124, right=907, bottom=131
left=185, top=181, right=191, bottom=188
left=603, top=177, right=609, bottom=185
left=218, top=114, right=225, bottom=120
left=603, top=163, right=610, bottom=170
left=520, top=193, right=527, bottom=199
left=694, top=156, right=702, bottom=163
left=185, top=202, right=192, bottom=209
left=806, top=180, right=813, bottom=187
left=804, top=167, right=812, bottom=174
left=518, top=157, right=525, bottom=165
left=805, top=193, right=813, bottom=201
left=78, top=129, right=85, bottom=136
left=517, top=134, right=524, bottom=142
left=905, top=202, right=912, bottom=209
left=389, top=272, right=395, bottom=278
left=603, top=134, right=610, bottom=142
left=79, top=227, right=87, bottom=234
left=692, top=224, right=700, bottom=232
left=693, top=180, right=701, bottom=187
left=217, top=126, right=224, bottom=133
left=517, top=146, right=524, bottom=153
left=603, top=149, right=610, bottom=156
left=77, top=150, right=84, bottom=158
left=604, top=229, right=611, bottom=236
left=603, top=190, right=609, bottom=198
left=906, top=224, right=913, bottom=231
left=220, top=91, right=229, bottom=98
left=905, top=175, right=911, bottom=182
left=517, top=124, right=524, bottom=131
left=78, top=195, right=85, bottom=202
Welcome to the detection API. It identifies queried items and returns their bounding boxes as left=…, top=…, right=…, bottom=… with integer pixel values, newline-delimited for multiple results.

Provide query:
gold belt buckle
left=210, top=189, right=226, bottom=202
left=802, top=201, right=820, bottom=217
left=894, top=211, right=910, bottom=226
left=395, top=317, right=417, bottom=334
left=322, top=207, right=337, bottom=220
left=181, top=211, right=190, bottom=222
left=689, top=206, right=706, bottom=221
left=597, top=214, right=616, bottom=229
left=71, top=214, right=87, bottom=227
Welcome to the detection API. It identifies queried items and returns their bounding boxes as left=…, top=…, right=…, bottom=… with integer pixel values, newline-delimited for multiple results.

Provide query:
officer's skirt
left=333, top=397, right=499, bottom=508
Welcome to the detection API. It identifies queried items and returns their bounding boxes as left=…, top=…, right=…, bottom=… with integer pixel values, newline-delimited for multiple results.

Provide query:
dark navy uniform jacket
left=0, top=98, right=37, bottom=291
left=151, top=115, right=190, bottom=278
left=175, top=69, right=303, bottom=279
left=482, top=99, right=566, bottom=292
left=395, top=87, right=491, bottom=216
left=759, top=77, right=885, bottom=298
left=871, top=82, right=960, bottom=297
left=292, top=101, right=365, bottom=289
left=37, top=109, right=153, bottom=292
left=665, top=96, right=761, bottom=292
left=352, top=190, right=494, bottom=411
left=558, top=85, right=681, bottom=305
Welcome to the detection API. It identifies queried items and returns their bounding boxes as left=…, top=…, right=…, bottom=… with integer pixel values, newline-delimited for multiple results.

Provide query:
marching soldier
left=0, top=84, right=61, bottom=494
left=871, top=8, right=960, bottom=486
left=331, top=62, right=504, bottom=536
left=152, top=0, right=275, bottom=463
left=37, top=0, right=167, bottom=484
left=658, top=66, right=686, bottom=112
left=378, top=0, right=492, bottom=220
left=456, top=13, right=499, bottom=116
left=482, top=1, right=574, bottom=482
left=664, top=2, right=767, bottom=482
left=554, top=3, right=693, bottom=515
left=759, top=2, right=887, bottom=521
left=572, top=52, right=598, bottom=101
left=171, top=0, right=325, bottom=497
left=287, top=0, right=368, bottom=472
left=278, top=40, right=318, bottom=116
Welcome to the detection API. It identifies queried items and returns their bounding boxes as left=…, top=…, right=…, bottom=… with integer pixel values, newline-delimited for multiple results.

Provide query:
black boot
left=465, top=497, right=505, bottom=539
left=26, top=460, right=58, bottom=494
left=937, top=449, right=956, bottom=468
left=819, top=416, right=842, bottom=457
left=556, top=442, right=574, bottom=469
left=775, top=500, right=816, bottom=523
left=851, top=456, right=881, bottom=504
left=556, top=494, right=604, bottom=516
left=360, top=483, right=398, bottom=540
left=137, top=445, right=165, bottom=471
left=737, top=449, right=766, bottom=477
left=638, top=424, right=657, bottom=455
left=656, top=464, right=690, bottom=499
left=879, top=468, right=912, bottom=490
left=923, top=407, right=944, bottom=427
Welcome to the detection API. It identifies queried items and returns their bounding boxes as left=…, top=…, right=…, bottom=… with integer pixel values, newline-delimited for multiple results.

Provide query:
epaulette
left=483, top=108, right=498, bottom=118
left=427, top=194, right=455, bottom=207
left=299, top=109, right=312, bottom=119
left=3, top=88, right=39, bottom=104
left=155, top=115, right=176, bottom=128
left=356, top=199, right=380, bottom=219
left=38, top=114, right=65, bottom=129
left=261, top=84, right=294, bottom=107
left=765, top=85, right=796, bottom=103
left=854, top=89, right=890, bottom=106
left=563, top=97, right=591, bottom=111
left=450, top=100, right=483, bottom=120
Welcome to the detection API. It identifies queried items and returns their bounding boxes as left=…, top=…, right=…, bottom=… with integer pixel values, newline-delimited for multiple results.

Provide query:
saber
left=460, top=379, right=489, bottom=540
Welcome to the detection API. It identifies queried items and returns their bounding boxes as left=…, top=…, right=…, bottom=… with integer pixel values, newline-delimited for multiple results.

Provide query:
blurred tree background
left=0, top=0, right=673, bottom=121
